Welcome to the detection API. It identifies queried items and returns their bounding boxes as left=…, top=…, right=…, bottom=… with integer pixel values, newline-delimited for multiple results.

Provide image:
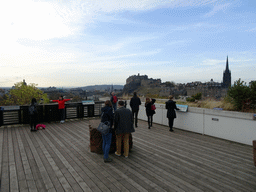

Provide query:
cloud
left=204, top=3, right=231, bottom=18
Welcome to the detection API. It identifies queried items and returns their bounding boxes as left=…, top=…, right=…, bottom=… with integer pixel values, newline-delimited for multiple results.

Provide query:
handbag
left=97, top=112, right=110, bottom=135
left=151, top=104, right=156, bottom=111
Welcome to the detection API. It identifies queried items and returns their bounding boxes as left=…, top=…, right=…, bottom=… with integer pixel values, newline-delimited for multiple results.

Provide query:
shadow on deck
left=0, top=119, right=255, bottom=192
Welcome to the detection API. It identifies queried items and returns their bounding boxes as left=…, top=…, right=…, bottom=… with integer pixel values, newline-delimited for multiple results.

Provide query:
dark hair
left=105, top=100, right=112, bottom=107
left=118, top=100, right=124, bottom=106
left=31, top=98, right=37, bottom=105
left=59, top=96, right=63, bottom=100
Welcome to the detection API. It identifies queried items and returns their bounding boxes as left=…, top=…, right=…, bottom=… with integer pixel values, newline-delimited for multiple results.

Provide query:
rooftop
left=1, top=119, right=255, bottom=191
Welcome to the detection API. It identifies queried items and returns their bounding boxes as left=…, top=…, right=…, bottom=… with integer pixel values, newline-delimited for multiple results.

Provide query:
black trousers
left=59, top=109, right=65, bottom=121
left=132, top=110, right=139, bottom=125
left=30, top=115, right=37, bottom=130
left=168, top=118, right=174, bottom=130
left=147, top=115, right=153, bottom=127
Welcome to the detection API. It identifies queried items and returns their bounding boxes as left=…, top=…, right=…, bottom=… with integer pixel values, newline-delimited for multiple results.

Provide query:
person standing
left=165, top=95, right=180, bottom=132
left=50, top=96, right=72, bottom=123
left=110, top=92, right=118, bottom=112
left=114, top=101, right=135, bottom=158
left=29, top=98, right=38, bottom=132
left=130, top=92, right=141, bottom=127
left=145, top=98, right=156, bottom=129
left=101, top=100, right=114, bottom=163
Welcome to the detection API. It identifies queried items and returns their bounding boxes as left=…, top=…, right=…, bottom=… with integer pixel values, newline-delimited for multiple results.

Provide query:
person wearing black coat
left=101, top=100, right=114, bottom=163
left=145, top=98, right=156, bottom=129
left=114, top=101, right=135, bottom=158
left=29, top=98, right=38, bottom=132
left=130, top=92, right=141, bottom=127
left=165, top=95, right=179, bottom=132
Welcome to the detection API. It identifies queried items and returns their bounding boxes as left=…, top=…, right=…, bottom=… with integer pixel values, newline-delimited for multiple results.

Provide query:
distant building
left=123, top=73, right=161, bottom=94
left=222, top=56, right=231, bottom=88
left=22, top=79, right=27, bottom=86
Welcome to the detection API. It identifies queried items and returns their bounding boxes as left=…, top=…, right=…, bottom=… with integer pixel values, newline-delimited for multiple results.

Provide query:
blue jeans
left=113, top=104, right=117, bottom=112
left=102, top=132, right=112, bottom=159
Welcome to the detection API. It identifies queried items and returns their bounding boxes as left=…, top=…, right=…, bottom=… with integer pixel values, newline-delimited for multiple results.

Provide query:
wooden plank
left=42, top=123, right=113, bottom=192
left=7, top=128, right=20, bottom=192
left=17, top=128, right=47, bottom=191
left=0, top=128, right=4, bottom=187
left=133, top=125, right=256, bottom=189
left=15, top=127, right=38, bottom=192
left=55, top=122, right=152, bottom=192
left=29, top=127, right=73, bottom=192
left=132, top=132, right=254, bottom=191
left=23, top=129, right=57, bottom=190
left=36, top=126, right=91, bottom=192
left=2, top=119, right=256, bottom=192
left=1, top=128, right=9, bottom=192
left=48, top=122, right=139, bottom=192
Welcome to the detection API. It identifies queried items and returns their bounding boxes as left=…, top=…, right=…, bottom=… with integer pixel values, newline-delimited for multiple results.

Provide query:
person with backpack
left=100, top=100, right=114, bottom=163
left=29, top=98, right=38, bottom=132
left=110, top=92, right=118, bottom=112
left=145, top=98, right=156, bottom=129
left=50, top=96, right=72, bottom=123
left=165, top=95, right=180, bottom=132
left=130, top=92, right=141, bottom=127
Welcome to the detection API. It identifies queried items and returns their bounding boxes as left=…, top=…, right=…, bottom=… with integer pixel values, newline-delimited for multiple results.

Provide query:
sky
left=0, top=0, right=256, bottom=87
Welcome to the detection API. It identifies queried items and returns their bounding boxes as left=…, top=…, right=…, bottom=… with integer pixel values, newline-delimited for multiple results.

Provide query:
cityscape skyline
left=1, top=0, right=256, bottom=87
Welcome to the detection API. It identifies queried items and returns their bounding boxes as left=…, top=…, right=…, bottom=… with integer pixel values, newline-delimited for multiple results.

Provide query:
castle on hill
left=123, top=56, right=232, bottom=98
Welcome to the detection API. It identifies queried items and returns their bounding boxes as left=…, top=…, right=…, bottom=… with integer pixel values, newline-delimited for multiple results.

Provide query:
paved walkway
left=0, top=119, right=255, bottom=192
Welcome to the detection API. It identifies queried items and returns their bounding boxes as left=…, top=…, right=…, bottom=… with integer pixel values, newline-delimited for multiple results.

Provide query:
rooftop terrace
left=0, top=119, right=255, bottom=192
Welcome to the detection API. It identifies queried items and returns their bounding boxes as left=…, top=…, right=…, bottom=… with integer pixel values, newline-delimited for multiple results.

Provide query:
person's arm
left=63, top=99, right=71, bottom=102
left=51, top=100, right=58, bottom=102
left=114, top=112, right=118, bottom=130
left=174, top=103, right=180, bottom=110
left=130, top=98, right=133, bottom=108
left=107, top=109, right=114, bottom=127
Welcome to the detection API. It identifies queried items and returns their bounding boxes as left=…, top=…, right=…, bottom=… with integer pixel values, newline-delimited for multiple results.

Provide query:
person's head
left=31, top=98, right=37, bottom=104
left=151, top=98, right=156, bottom=104
left=169, top=95, right=174, bottom=100
left=112, top=92, right=115, bottom=96
left=118, top=100, right=124, bottom=107
left=105, top=100, right=112, bottom=107
left=133, top=92, right=137, bottom=97
left=145, top=97, right=150, bottom=104
left=59, top=96, right=63, bottom=100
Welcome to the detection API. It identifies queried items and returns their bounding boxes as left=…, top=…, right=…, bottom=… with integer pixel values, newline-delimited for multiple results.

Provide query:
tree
left=2, top=82, right=49, bottom=106
left=186, top=92, right=202, bottom=102
left=166, top=81, right=175, bottom=87
left=249, top=81, right=256, bottom=109
left=227, top=79, right=250, bottom=111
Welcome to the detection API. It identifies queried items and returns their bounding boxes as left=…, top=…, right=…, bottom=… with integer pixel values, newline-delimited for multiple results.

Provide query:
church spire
left=225, top=55, right=229, bottom=71
left=223, top=55, right=231, bottom=88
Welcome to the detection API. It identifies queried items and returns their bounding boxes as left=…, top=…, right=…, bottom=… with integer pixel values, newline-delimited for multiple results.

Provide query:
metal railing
left=0, top=101, right=104, bottom=126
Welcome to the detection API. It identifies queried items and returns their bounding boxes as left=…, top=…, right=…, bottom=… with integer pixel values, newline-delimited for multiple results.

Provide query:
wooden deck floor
left=0, top=119, right=255, bottom=192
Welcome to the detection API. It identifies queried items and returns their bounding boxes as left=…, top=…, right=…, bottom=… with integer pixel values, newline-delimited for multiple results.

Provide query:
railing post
left=88, top=105, right=94, bottom=117
left=0, top=107, right=3, bottom=126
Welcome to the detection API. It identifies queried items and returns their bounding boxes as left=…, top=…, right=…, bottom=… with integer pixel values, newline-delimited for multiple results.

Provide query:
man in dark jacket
left=114, top=101, right=135, bottom=158
left=130, top=92, right=141, bottom=127
left=165, top=95, right=179, bottom=132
